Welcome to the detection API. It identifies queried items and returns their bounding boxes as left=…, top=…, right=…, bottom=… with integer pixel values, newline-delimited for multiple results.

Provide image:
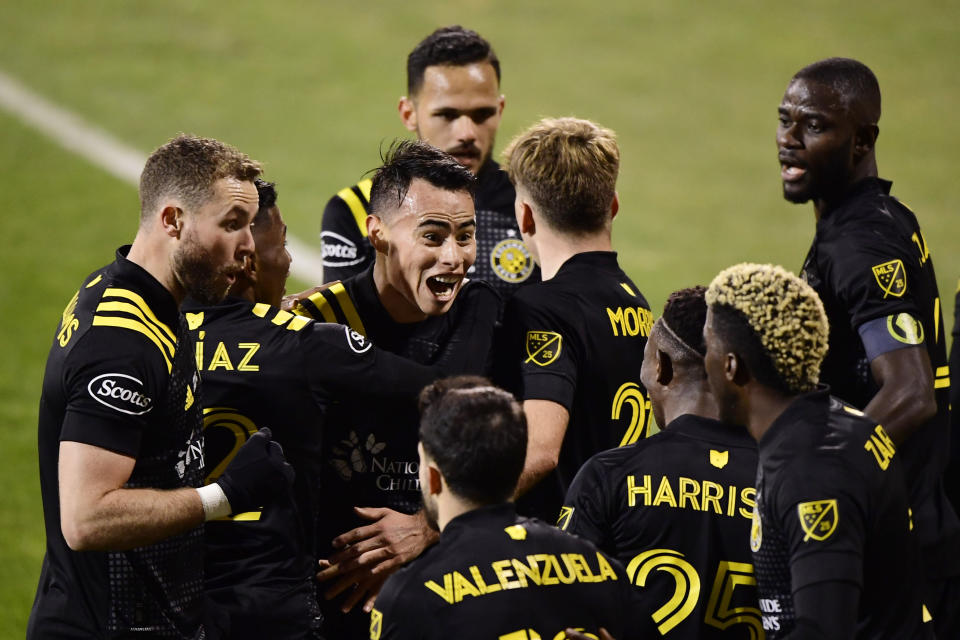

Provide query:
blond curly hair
left=706, top=263, right=829, bottom=393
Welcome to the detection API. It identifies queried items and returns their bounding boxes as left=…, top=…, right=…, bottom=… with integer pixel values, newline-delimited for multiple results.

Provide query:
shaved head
left=791, top=57, right=881, bottom=126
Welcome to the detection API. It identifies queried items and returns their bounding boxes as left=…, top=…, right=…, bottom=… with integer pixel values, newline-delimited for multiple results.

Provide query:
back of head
left=654, top=286, right=708, bottom=367
left=139, top=134, right=261, bottom=222
left=253, top=177, right=278, bottom=230
left=706, top=263, right=828, bottom=395
left=407, top=26, right=500, bottom=96
left=503, top=117, right=620, bottom=235
left=792, top=57, right=881, bottom=125
left=419, top=376, right=527, bottom=505
left=368, top=139, right=476, bottom=221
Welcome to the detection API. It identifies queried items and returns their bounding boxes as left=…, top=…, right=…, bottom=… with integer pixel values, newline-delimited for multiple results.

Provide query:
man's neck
left=536, top=230, right=613, bottom=281
left=742, top=385, right=797, bottom=443
left=661, top=379, right=718, bottom=425
left=436, top=495, right=485, bottom=532
left=126, top=231, right=184, bottom=305
left=372, top=260, right=428, bottom=323
left=813, top=159, right=878, bottom=221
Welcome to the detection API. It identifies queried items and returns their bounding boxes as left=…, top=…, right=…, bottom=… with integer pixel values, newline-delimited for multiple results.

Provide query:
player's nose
left=453, top=115, right=478, bottom=143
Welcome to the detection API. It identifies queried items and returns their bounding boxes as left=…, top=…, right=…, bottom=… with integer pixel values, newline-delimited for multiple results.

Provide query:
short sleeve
left=772, top=458, right=867, bottom=591
left=321, top=194, right=372, bottom=283
left=498, top=290, right=579, bottom=410
left=561, top=455, right=612, bottom=547
left=371, top=575, right=418, bottom=640
left=60, top=327, right=169, bottom=456
left=301, top=323, right=442, bottom=402
left=819, top=230, right=919, bottom=331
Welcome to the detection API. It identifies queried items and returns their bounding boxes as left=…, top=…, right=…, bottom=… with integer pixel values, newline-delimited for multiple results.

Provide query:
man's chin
left=782, top=185, right=812, bottom=204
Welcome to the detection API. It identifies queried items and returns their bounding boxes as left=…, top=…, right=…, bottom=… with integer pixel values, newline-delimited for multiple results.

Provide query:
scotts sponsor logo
left=88, top=373, right=153, bottom=415
left=345, top=326, right=372, bottom=354
left=321, top=231, right=364, bottom=267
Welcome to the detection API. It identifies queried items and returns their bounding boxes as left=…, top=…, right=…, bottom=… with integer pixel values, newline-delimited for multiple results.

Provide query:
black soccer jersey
left=948, top=281, right=960, bottom=511
left=29, top=246, right=206, bottom=639
left=371, top=503, right=638, bottom=640
left=182, top=296, right=455, bottom=639
left=496, top=251, right=653, bottom=521
left=799, top=177, right=960, bottom=576
left=561, top=415, right=760, bottom=639
left=752, top=389, right=930, bottom=639
left=292, top=266, right=500, bottom=637
left=320, top=160, right=540, bottom=296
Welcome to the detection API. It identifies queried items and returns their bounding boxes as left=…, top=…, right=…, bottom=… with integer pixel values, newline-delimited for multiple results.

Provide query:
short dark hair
left=418, top=376, right=527, bottom=505
left=139, top=133, right=261, bottom=222
left=368, top=139, right=476, bottom=220
left=792, top=57, right=881, bottom=124
left=253, top=178, right=277, bottom=229
left=407, top=25, right=500, bottom=96
left=662, top=286, right=708, bottom=357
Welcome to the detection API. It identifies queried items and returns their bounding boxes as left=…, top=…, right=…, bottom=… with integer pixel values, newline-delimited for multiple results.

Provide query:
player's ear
left=159, top=205, right=183, bottom=238
left=367, top=215, right=389, bottom=254
left=727, top=352, right=750, bottom=386
left=609, top=192, right=619, bottom=221
left=516, top=201, right=536, bottom=236
left=853, top=124, right=879, bottom=161
left=398, top=96, right=417, bottom=132
left=427, top=464, right=443, bottom=496
left=656, top=349, right=674, bottom=386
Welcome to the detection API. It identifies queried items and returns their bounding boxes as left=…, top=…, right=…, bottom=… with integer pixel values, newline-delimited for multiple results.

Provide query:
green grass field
left=1, top=1, right=958, bottom=634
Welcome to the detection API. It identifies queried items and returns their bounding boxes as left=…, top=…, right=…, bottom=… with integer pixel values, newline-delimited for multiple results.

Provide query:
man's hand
left=281, top=283, right=337, bottom=313
left=316, top=507, right=439, bottom=613
left=216, top=428, right=294, bottom=514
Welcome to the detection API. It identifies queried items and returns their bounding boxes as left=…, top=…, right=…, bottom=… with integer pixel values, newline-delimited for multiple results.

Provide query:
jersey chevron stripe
left=96, top=301, right=176, bottom=357
left=92, top=315, right=173, bottom=372
left=329, top=282, right=366, bottom=335
left=252, top=303, right=270, bottom=318
left=305, top=291, right=338, bottom=323
left=287, top=315, right=311, bottom=331
left=337, top=185, right=369, bottom=238
left=102, top=288, right=176, bottom=343
left=357, top=177, right=373, bottom=201
left=934, top=377, right=950, bottom=389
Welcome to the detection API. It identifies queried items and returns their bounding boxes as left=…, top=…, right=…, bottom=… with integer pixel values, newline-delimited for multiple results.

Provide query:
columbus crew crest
left=491, top=238, right=535, bottom=283
left=525, top=331, right=562, bottom=366
left=887, top=312, right=924, bottom=345
left=872, top=259, right=906, bottom=298
left=798, top=499, right=838, bottom=542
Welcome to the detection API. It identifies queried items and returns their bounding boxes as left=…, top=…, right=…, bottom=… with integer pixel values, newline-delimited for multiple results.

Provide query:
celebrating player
left=561, top=286, right=760, bottom=638
left=703, top=262, right=932, bottom=639
left=496, top=117, right=653, bottom=521
left=321, top=25, right=539, bottom=294
left=371, top=376, right=638, bottom=640
left=778, top=57, right=959, bottom=633
left=184, top=178, right=467, bottom=638
left=28, top=135, right=293, bottom=638
left=289, top=140, right=500, bottom=637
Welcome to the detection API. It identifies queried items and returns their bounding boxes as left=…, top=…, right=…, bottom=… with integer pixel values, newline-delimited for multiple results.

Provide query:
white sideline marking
left=0, top=68, right=325, bottom=282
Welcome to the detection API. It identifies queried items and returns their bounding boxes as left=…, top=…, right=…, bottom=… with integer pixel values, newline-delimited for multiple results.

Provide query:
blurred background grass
left=1, top=1, right=957, bottom=634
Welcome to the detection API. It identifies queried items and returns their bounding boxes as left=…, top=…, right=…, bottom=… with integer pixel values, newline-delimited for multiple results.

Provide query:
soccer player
left=289, top=140, right=500, bottom=637
left=28, top=135, right=294, bottom=638
left=371, top=376, right=638, bottom=640
left=183, top=178, right=471, bottom=639
left=777, top=57, right=959, bottom=633
left=950, top=286, right=960, bottom=510
left=321, top=25, right=539, bottom=294
left=496, top=117, right=653, bottom=521
left=703, top=262, right=932, bottom=639
left=561, top=287, right=760, bottom=639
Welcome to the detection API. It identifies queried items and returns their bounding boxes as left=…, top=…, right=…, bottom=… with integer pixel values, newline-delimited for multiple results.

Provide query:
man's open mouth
left=426, top=274, right=461, bottom=300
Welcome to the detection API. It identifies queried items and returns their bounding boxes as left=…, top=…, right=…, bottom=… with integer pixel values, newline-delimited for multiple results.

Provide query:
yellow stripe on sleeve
left=92, top=315, right=173, bottom=372
left=287, top=316, right=311, bottom=331
left=935, top=377, right=950, bottom=389
left=252, top=303, right=270, bottom=318
left=305, top=292, right=338, bottom=323
left=937, top=366, right=949, bottom=377
left=329, top=282, right=366, bottom=336
left=96, top=301, right=176, bottom=358
left=337, top=186, right=370, bottom=238
left=271, top=309, right=294, bottom=326
left=102, top=288, right=176, bottom=343
left=357, top=178, right=373, bottom=201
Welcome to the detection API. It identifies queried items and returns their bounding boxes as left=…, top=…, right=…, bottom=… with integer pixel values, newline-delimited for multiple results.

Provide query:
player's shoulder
left=456, top=278, right=502, bottom=308
left=326, top=177, right=373, bottom=209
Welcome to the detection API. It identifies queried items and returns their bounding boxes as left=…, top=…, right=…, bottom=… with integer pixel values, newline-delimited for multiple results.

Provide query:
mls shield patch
left=872, top=259, right=907, bottom=298
left=525, top=331, right=562, bottom=366
left=798, top=499, right=838, bottom=542
left=369, top=608, right=382, bottom=640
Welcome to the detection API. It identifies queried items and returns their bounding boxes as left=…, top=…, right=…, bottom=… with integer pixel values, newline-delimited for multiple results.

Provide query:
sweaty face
left=407, top=63, right=503, bottom=174
left=252, top=207, right=292, bottom=308
left=173, top=177, right=257, bottom=305
left=639, top=332, right=666, bottom=430
left=702, top=309, right=744, bottom=427
left=777, top=78, right=859, bottom=205
left=378, top=179, right=476, bottom=321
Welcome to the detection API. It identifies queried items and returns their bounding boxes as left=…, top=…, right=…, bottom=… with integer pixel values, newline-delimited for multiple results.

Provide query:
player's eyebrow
left=417, top=218, right=476, bottom=230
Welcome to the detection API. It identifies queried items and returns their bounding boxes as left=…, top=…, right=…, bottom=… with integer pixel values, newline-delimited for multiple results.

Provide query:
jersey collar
left=759, top=385, right=832, bottom=453
left=666, top=414, right=756, bottom=449
left=114, top=244, right=180, bottom=327
left=818, top=177, right=892, bottom=223
left=442, top=502, right=518, bottom=536
left=555, top=251, right=620, bottom=276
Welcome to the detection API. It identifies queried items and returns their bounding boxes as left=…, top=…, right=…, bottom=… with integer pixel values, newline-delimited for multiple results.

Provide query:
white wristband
left=196, top=483, right=232, bottom=521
